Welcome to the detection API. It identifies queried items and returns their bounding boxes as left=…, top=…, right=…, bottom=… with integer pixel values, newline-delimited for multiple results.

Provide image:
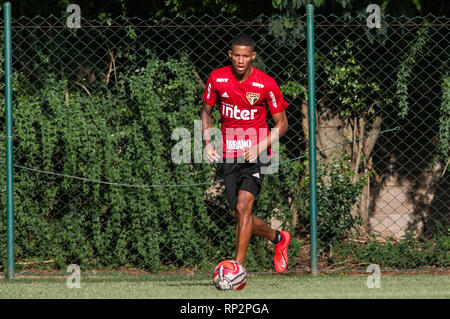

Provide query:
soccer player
left=201, top=34, right=291, bottom=273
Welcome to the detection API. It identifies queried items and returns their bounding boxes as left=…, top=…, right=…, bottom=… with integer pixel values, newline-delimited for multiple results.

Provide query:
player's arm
left=201, top=102, right=220, bottom=162
left=264, top=110, right=288, bottom=150
left=244, top=110, right=288, bottom=162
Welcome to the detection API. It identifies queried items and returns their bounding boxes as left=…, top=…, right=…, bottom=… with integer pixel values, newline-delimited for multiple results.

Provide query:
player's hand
left=205, top=143, right=220, bottom=163
left=244, top=145, right=261, bottom=163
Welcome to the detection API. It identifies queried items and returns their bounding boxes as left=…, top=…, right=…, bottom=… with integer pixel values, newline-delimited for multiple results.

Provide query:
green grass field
left=1, top=273, right=449, bottom=299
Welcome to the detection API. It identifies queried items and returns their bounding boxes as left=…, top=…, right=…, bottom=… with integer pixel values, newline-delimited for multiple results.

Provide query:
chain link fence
left=0, top=13, right=448, bottom=275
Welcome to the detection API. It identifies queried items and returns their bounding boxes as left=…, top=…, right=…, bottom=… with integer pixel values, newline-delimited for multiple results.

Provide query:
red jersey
left=202, top=65, right=289, bottom=158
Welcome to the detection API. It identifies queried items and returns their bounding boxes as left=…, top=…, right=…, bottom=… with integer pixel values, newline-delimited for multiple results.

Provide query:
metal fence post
left=306, top=4, right=318, bottom=277
left=4, top=1, right=15, bottom=280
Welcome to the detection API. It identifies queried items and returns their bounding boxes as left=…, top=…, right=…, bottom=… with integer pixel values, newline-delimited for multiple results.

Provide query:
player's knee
left=235, top=199, right=252, bottom=217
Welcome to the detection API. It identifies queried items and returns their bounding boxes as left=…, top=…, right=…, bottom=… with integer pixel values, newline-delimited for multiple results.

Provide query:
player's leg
left=251, top=215, right=276, bottom=240
left=232, top=209, right=276, bottom=242
left=234, top=190, right=282, bottom=262
left=236, top=165, right=276, bottom=241
left=232, top=190, right=291, bottom=272
left=234, top=190, right=254, bottom=264
left=237, top=177, right=291, bottom=273
left=224, top=160, right=290, bottom=272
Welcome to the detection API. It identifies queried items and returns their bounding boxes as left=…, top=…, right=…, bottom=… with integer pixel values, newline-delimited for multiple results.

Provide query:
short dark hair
left=231, top=34, right=255, bottom=51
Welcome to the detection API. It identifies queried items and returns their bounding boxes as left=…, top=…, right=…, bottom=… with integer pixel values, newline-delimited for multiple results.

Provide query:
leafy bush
left=294, top=157, right=365, bottom=252
left=332, top=224, right=450, bottom=269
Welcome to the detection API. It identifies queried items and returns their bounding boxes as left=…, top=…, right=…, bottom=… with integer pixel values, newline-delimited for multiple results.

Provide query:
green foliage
left=164, top=0, right=239, bottom=15
left=10, top=0, right=443, bottom=20
left=272, top=0, right=326, bottom=13
left=0, top=55, right=299, bottom=272
left=294, top=158, right=366, bottom=252
left=2, top=56, right=217, bottom=270
left=271, top=0, right=431, bottom=18
left=396, top=25, right=429, bottom=118
left=437, top=74, right=450, bottom=165
left=321, top=40, right=386, bottom=118
left=267, top=15, right=306, bottom=48
left=280, top=81, right=307, bottom=100
left=332, top=224, right=450, bottom=268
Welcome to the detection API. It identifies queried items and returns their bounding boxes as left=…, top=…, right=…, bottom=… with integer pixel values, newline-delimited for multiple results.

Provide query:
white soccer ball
left=212, top=260, right=247, bottom=290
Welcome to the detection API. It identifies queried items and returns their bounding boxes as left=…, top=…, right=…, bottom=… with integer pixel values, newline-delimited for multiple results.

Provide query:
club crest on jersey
left=246, top=92, right=260, bottom=105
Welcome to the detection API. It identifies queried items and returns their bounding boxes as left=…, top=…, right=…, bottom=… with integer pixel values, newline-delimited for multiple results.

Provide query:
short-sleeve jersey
left=202, top=65, right=289, bottom=158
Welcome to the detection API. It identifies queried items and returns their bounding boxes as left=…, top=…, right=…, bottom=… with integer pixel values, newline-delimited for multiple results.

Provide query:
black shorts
left=222, top=157, right=267, bottom=211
